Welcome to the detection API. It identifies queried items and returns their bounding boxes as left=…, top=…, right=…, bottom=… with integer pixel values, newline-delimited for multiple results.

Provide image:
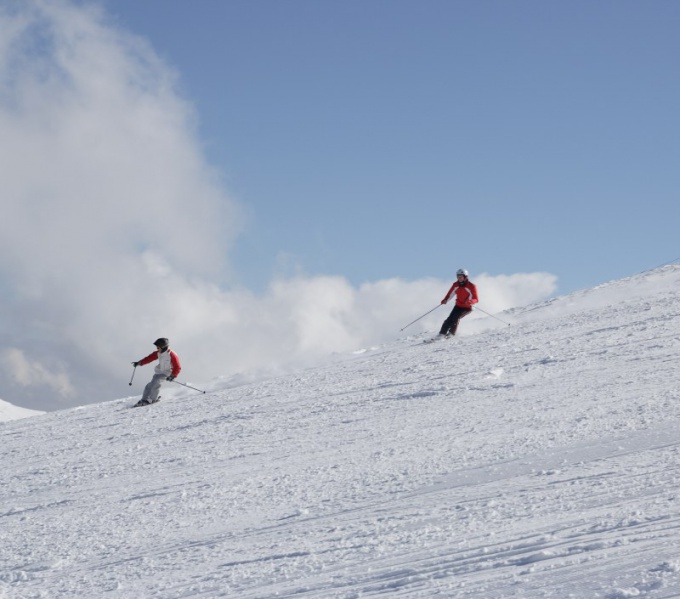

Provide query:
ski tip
left=423, top=334, right=453, bottom=344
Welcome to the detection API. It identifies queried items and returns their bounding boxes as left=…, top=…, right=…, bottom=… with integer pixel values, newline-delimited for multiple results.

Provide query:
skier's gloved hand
left=166, top=375, right=175, bottom=382
left=132, top=361, right=140, bottom=367
left=441, top=299, right=448, bottom=305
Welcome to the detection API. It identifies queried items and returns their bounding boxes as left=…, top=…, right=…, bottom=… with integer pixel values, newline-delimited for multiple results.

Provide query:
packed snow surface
left=2, top=265, right=680, bottom=598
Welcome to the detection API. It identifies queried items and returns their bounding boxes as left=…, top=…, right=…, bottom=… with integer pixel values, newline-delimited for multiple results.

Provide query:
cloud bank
left=0, top=1, right=557, bottom=411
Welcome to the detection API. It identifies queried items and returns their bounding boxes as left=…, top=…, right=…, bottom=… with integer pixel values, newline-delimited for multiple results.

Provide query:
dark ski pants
left=141, top=373, right=166, bottom=403
left=439, top=305, right=472, bottom=336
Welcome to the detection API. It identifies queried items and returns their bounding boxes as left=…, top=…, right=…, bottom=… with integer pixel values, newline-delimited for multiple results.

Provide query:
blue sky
left=0, top=0, right=678, bottom=410
left=102, top=0, right=680, bottom=294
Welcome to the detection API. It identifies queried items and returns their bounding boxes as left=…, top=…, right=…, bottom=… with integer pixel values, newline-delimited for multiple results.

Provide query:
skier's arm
left=170, top=351, right=181, bottom=378
left=469, top=283, right=479, bottom=306
left=441, top=283, right=457, bottom=304
left=137, top=351, right=158, bottom=367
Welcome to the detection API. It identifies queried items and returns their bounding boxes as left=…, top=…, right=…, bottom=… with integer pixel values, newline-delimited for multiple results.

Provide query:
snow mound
left=0, top=398, right=44, bottom=422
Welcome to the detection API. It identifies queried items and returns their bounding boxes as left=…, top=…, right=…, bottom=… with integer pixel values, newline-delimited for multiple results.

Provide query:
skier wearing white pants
left=132, top=338, right=182, bottom=406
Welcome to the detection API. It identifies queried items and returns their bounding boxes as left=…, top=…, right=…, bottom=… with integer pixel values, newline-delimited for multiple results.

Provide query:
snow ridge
left=0, top=398, right=44, bottom=422
left=2, top=264, right=680, bottom=598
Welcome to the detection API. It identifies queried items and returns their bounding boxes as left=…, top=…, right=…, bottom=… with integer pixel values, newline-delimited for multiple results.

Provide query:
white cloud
left=0, top=1, right=558, bottom=411
left=1, top=348, right=75, bottom=397
left=473, top=272, right=559, bottom=313
left=0, top=0, right=240, bottom=408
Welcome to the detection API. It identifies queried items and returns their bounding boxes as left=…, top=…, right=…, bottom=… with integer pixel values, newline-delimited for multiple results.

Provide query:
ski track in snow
left=2, top=265, right=680, bottom=598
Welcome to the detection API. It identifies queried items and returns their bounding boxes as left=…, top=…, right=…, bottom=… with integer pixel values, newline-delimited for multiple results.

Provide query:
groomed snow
left=2, top=265, right=680, bottom=598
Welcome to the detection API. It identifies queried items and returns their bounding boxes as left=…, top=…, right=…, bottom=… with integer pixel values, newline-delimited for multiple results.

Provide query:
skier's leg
left=141, top=373, right=165, bottom=403
left=439, top=306, right=463, bottom=335
left=450, top=307, right=472, bottom=336
left=439, top=308, right=457, bottom=335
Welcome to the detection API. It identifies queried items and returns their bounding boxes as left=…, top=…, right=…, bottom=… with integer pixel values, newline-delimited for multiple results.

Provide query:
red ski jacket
left=442, top=281, right=479, bottom=309
left=139, top=348, right=181, bottom=378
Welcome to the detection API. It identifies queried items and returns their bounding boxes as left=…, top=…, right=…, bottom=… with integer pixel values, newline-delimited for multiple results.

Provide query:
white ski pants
left=141, top=373, right=166, bottom=403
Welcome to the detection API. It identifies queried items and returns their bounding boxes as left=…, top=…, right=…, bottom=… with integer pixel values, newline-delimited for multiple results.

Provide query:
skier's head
left=456, top=268, right=469, bottom=280
left=154, top=338, right=169, bottom=351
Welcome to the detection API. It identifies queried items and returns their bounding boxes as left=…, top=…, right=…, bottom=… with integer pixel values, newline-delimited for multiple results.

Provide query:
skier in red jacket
left=438, top=269, right=478, bottom=338
left=132, top=338, right=181, bottom=406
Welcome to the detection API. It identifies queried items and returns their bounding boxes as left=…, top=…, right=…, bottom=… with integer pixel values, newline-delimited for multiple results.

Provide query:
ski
left=132, top=397, right=161, bottom=408
left=423, top=335, right=450, bottom=344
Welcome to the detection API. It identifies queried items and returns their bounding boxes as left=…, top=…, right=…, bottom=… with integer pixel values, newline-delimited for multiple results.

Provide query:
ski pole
left=170, top=379, right=206, bottom=394
left=474, top=305, right=511, bottom=327
left=129, top=365, right=137, bottom=386
left=400, top=304, right=442, bottom=331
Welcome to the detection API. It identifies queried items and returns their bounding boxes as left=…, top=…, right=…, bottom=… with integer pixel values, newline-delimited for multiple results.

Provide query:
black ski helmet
left=154, top=337, right=169, bottom=349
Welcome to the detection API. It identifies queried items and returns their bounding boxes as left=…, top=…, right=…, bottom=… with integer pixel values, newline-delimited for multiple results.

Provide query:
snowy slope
left=2, top=265, right=680, bottom=598
left=0, top=398, right=44, bottom=422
